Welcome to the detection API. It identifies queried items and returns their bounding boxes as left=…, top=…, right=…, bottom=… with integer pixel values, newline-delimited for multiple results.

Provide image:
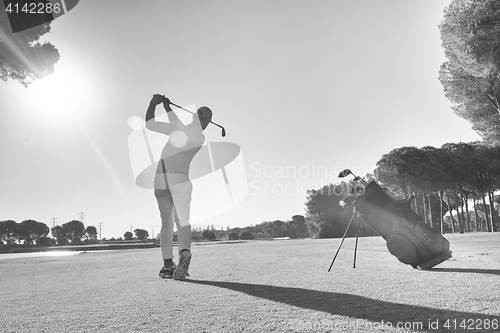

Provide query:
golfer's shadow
left=185, top=279, right=499, bottom=330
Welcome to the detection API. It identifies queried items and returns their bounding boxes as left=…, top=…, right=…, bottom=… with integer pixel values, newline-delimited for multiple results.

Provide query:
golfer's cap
left=197, top=106, right=212, bottom=120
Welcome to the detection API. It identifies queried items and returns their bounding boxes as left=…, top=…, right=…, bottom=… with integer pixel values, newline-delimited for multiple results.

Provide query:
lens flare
left=170, top=130, right=189, bottom=148
left=127, top=115, right=144, bottom=131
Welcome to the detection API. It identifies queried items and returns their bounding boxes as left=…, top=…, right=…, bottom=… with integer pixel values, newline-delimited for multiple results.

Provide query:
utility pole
left=130, top=225, right=133, bottom=232
left=79, top=212, right=85, bottom=224
left=149, top=225, right=160, bottom=239
left=98, top=222, right=103, bottom=240
left=51, top=218, right=57, bottom=229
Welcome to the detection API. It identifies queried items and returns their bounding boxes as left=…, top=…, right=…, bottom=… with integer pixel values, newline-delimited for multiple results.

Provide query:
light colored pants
left=154, top=173, right=192, bottom=260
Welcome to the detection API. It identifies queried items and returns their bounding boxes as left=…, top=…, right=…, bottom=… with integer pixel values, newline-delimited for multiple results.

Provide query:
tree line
left=376, top=142, right=500, bottom=234
left=0, top=220, right=97, bottom=246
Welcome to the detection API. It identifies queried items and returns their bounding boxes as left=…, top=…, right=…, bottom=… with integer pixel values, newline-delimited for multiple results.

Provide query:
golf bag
left=354, top=181, right=452, bottom=269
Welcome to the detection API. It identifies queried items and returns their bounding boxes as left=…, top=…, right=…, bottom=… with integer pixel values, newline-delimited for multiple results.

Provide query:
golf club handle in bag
left=354, top=181, right=452, bottom=269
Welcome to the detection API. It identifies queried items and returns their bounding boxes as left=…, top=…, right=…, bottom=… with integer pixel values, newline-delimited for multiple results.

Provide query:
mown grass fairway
left=1, top=232, right=499, bottom=332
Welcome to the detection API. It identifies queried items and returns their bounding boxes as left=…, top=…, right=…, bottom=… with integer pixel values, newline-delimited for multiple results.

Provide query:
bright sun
left=34, top=71, right=77, bottom=110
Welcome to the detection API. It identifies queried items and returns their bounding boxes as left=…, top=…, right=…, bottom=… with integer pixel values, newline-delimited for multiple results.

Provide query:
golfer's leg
left=174, top=209, right=192, bottom=253
left=171, top=179, right=193, bottom=252
left=155, top=189, right=175, bottom=260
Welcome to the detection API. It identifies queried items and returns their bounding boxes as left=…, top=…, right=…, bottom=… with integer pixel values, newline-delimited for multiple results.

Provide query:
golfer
left=145, top=94, right=212, bottom=280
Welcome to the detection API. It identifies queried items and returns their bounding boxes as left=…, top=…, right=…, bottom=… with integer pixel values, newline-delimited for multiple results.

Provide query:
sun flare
left=34, top=71, right=77, bottom=110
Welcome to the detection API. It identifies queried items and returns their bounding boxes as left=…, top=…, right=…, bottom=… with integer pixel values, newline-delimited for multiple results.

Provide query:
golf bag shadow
left=354, top=181, right=452, bottom=269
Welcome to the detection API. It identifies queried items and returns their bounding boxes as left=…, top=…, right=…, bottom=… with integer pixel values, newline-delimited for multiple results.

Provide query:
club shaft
left=170, top=102, right=225, bottom=130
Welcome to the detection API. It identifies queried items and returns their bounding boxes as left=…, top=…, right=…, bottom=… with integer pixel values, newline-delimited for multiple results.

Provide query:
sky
left=0, top=0, right=482, bottom=239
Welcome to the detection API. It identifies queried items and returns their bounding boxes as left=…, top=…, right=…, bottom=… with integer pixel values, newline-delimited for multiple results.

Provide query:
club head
left=221, top=128, right=226, bottom=137
left=338, top=169, right=352, bottom=178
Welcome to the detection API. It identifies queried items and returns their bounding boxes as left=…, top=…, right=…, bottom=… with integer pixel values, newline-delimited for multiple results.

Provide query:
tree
left=134, top=228, right=149, bottom=241
left=19, top=220, right=49, bottom=245
left=239, top=230, right=254, bottom=240
left=228, top=232, right=239, bottom=240
left=0, top=7, right=60, bottom=86
left=85, top=226, right=98, bottom=243
left=0, top=221, right=7, bottom=244
left=61, top=220, right=86, bottom=244
left=51, top=225, right=68, bottom=245
left=0, top=220, right=18, bottom=244
left=469, top=143, right=500, bottom=231
left=14, top=222, right=29, bottom=244
left=305, top=183, right=350, bottom=238
left=37, top=236, right=54, bottom=246
left=124, top=231, right=133, bottom=240
left=291, top=215, right=307, bottom=238
left=439, top=0, right=500, bottom=144
left=202, top=229, right=216, bottom=241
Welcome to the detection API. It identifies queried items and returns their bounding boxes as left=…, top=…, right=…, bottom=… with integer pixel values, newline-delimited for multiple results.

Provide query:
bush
left=201, top=230, right=216, bottom=241
left=37, top=236, right=54, bottom=246
left=228, top=232, right=239, bottom=240
left=239, top=230, right=254, bottom=240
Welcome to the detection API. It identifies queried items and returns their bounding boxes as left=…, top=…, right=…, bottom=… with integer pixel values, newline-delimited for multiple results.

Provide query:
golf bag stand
left=328, top=209, right=361, bottom=272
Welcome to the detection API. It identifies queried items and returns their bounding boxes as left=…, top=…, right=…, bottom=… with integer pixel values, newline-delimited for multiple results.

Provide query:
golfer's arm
left=145, top=103, right=176, bottom=134
left=164, top=103, right=185, bottom=125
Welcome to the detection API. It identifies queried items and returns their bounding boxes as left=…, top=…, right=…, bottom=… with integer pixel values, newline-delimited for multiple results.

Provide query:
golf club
left=338, top=169, right=367, bottom=185
left=164, top=98, right=226, bottom=137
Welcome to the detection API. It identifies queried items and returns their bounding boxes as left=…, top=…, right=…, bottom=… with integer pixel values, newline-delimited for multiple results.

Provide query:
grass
left=0, top=232, right=499, bottom=332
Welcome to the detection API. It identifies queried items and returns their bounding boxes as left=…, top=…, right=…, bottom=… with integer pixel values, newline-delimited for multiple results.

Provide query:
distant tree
left=230, top=227, right=242, bottom=235
left=61, top=220, right=86, bottom=244
left=37, top=236, right=54, bottom=246
left=15, top=222, right=29, bottom=244
left=201, top=229, right=216, bottom=241
left=228, top=232, right=239, bottom=240
left=20, top=220, right=49, bottom=245
left=469, top=143, right=500, bottom=231
left=51, top=225, right=68, bottom=245
left=0, top=7, right=60, bottom=86
left=305, top=184, right=346, bottom=238
left=0, top=221, right=7, bottom=244
left=290, top=215, right=307, bottom=238
left=85, top=226, right=98, bottom=243
left=134, top=228, right=149, bottom=241
left=123, top=231, right=133, bottom=241
left=239, top=230, right=254, bottom=240
left=0, top=220, right=18, bottom=244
